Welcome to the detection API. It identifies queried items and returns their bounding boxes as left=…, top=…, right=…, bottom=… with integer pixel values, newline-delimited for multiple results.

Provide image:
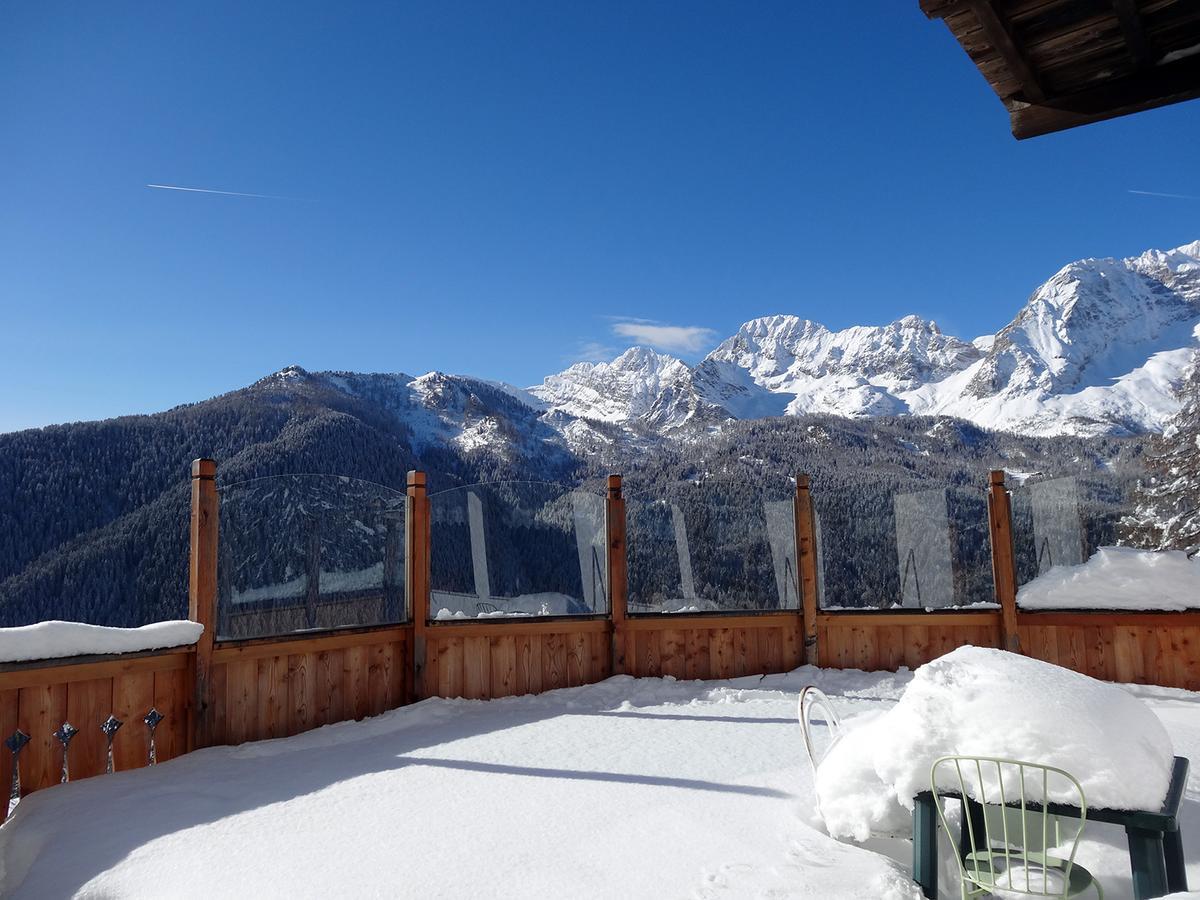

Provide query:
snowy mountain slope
left=707, top=314, right=982, bottom=393
left=528, top=346, right=786, bottom=432
left=530, top=239, right=1200, bottom=437
left=1127, top=354, right=1200, bottom=553
left=258, top=366, right=572, bottom=461
left=914, top=241, right=1200, bottom=434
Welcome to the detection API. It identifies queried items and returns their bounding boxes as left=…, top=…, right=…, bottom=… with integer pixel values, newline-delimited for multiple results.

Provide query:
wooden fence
left=1, top=460, right=1195, bottom=818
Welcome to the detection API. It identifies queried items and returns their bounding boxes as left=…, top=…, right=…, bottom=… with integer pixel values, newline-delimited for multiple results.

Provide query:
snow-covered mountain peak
left=529, top=346, right=692, bottom=425
left=706, top=311, right=980, bottom=395
left=1131, top=239, right=1200, bottom=275
left=610, top=345, right=687, bottom=376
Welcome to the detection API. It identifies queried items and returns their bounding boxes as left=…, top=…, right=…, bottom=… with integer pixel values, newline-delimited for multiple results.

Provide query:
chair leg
left=1165, top=827, right=1187, bottom=894
left=913, top=792, right=939, bottom=899
left=1125, top=826, right=1168, bottom=900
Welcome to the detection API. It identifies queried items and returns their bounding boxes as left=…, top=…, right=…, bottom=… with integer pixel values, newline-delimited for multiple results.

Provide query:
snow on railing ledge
left=0, top=620, right=204, bottom=664
left=1017, top=547, right=1200, bottom=612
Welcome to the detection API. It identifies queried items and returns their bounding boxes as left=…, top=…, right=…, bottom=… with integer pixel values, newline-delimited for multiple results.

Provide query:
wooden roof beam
left=1011, top=51, right=1200, bottom=138
left=965, top=0, right=1047, bottom=103
left=1112, top=0, right=1154, bottom=68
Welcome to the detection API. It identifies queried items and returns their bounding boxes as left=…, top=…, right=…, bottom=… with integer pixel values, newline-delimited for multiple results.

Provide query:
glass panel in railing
left=428, top=481, right=605, bottom=619
left=1011, top=472, right=1193, bottom=611
left=814, top=483, right=992, bottom=610
left=217, top=475, right=406, bottom=640
left=626, top=480, right=797, bottom=614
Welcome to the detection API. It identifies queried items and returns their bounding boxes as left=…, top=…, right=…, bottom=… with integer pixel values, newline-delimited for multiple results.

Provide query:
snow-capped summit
left=930, top=241, right=1200, bottom=434
left=530, top=239, right=1200, bottom=438
left=1130, top=239, right=1200, bottom=275
left=529, top=346, right=693, bottom=424
left=707, top=313, right=981, bottom=395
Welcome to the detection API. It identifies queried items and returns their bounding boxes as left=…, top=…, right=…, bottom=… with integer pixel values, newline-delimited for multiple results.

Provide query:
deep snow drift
left=1018, top=547, right=1200, bottom=611
left=2, top=665, right=1198, bottom=899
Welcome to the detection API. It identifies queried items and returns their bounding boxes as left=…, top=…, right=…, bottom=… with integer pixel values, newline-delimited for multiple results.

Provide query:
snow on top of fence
left=1018, top=546, right=1200, bottom=611
left=0, top=620, right=203, bottom=664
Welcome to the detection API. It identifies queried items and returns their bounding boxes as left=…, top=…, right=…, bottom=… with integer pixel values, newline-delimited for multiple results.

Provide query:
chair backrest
left=931, top=755, right=1089, bottom=898
left=798, top=686, right=843, bottom=777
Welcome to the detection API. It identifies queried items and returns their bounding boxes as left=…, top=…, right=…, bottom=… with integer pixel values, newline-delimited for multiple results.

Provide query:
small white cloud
left=611, top=321, right=717, bottom=354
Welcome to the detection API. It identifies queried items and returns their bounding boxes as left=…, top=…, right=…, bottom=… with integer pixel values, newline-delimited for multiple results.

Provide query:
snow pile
left=1018, top=547, right=1200, bottom=611
left=0, top=620, right=203, bottom=663
left=815, top=647, right=1174, bottom=841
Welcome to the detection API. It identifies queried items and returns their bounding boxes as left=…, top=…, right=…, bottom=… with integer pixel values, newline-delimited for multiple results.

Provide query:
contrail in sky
left=147, top=183, right=301, bottom=200
left=1128, top=189, right=1200, bottom=201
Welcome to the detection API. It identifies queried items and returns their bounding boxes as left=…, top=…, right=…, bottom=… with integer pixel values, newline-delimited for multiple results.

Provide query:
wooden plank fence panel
left=463, top=637, right=489, bottom=700
left=208, top=660, right=228, bottom=747
left=1112, top=627, right=1142, bottom=684
left=565, top=632, right=586, bottom=686
left=526, top=634, right=544, bottom=695
left=878, top=625, right=906, bottom=671
left=257, top=655, right=289, bottom=739
left=437, top=637, right=463, bottom=700
left=1180, top=628, right=1200, bottom=691
left=490, top=635, right=517, bottom=698
left=395, top=639, right=409, bottom=706
left=111, top=672, right=156, bottom=772
left=152, top=667, right=189, bottom=763
left=781, top=623, right=801, bottom=669
left=343, top=646, right=368, bottom=721
left=385, top=641, right=404, bottom=710
left=1057, top=626, right=1087, bottom=675
left=684, top=629, right=704, bottom=680
left=1084, top=628, right=1108, bottom=681
left=19, top=682, right=67, bottom=794
left=226, top=659, right=257, bottom=745
left=1151, top=628, right=1174, bottom=687
left=542, top=633, right=566, bottom=691
left=66, top=677, right=113, bottom=781
left=903, top=626, right=930, bottom=670
left=639, top=630, right=661, bottom=679
left=759, top=627, right=781, bottom=675
left=588, top=630, right=610, bottom=681
left=853, top=625, right=876, bottom=672
left=313, top=649, right=343, bottom=728
left=659, top=629, right=684, bottom=679
left=288, top=653, right=314, bottom=736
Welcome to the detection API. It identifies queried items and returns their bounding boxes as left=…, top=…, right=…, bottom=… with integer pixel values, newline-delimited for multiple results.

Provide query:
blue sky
left=2, top=1, right=1198, bottom=433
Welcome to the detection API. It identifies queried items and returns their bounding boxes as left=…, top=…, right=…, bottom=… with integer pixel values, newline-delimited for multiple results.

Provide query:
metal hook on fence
left=101, top=715, right=123, bottom=774
left=144, top=708, right=164, bottom=766
left=53, top=723, right=78, bottom=784
left=4, top=730, right=30, bottom=816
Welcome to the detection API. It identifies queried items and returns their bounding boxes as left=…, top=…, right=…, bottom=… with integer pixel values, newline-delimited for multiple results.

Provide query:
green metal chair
left=931, top=755, right=1103, bottom=899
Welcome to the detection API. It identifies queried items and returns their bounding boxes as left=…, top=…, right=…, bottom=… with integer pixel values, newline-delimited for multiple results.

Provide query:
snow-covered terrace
left=3, top=664, right=1199, bottom=898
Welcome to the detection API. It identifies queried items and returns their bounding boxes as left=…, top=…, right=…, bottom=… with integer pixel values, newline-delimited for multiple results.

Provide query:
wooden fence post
left=188, top=458, right=218, bottom=751
left=987, top=469, right=1022, bottom=654
left=795, top=474, right=820, bottom=666
left=406, top=471, right=430, bottom=701
left=607, top=475, right=629, bottom=676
